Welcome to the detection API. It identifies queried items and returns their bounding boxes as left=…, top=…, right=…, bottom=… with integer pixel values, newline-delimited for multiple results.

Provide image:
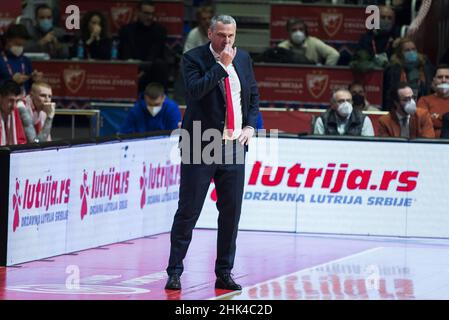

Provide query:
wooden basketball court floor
left=2, top=229, right=449, bottom=300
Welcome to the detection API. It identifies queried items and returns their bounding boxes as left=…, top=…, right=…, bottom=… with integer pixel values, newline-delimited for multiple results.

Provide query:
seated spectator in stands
left=119, top=82, right=181, bottom=134
left=378, top=82, right=434, bottom=138
left=183, top=6, right=213, bottom=53
left=348, top=81, right=381, bottom=111
left=313, top=89, right=374, bottom=136
left=277, top=18, right=340, bottom=66
left=0, top=24, right=43, bottom=94
left=17, top=82, right=54, bottom=143
left=23, top=4, right=69, bottom=59
left=417, top=65, right=449, bottom=137
left=441, top=112, right=449, bottom=139
left=71, top=11, right=112, bottom=60
left=351, top=6, right=400, bottom=71
left=0, top=80, right=26, bottom=146
left=384, top=38, right=434, bottom=108
left=175, top=6, right=213, bottom=103
left=118, top=0, right=169, bottom=91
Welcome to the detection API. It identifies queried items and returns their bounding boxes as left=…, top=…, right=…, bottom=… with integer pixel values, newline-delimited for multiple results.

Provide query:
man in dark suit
left=165, top=15, right=259, bottom=291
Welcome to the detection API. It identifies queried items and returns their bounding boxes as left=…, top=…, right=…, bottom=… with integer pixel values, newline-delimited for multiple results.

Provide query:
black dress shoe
left=165, top=274, right=181, bottom=290
left=215, top=273, right=242, bottom=290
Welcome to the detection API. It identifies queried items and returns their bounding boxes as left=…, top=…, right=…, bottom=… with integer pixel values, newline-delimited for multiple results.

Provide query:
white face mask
left=337, top=101, right=353, bottom=118
left=437, top=83, right=449, bottom=97
left=291, top=30, right=306, bottom=45
left=10, top=45, right=24, bottom=57
left=147, top=105, right=162, bottom=116
left=403, top=99, right=417, bottom=115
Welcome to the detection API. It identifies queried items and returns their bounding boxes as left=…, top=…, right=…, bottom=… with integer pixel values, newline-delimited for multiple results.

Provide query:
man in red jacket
left=0, top=80, right=27, bottom=146
left=378, top=82, right=435, bottom=139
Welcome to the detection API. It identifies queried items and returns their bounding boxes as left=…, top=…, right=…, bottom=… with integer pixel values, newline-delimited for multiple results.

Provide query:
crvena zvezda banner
left=59, top=0, right=184, bottom=37
left=33, top=60, right=138, bottom=101
left=254, top=64, right=383, bottom=106
left=270, top=4, right=368, bottom=43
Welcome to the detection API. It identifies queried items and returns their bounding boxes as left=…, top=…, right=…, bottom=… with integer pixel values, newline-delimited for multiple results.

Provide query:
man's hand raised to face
left=219, top=44, right=237, bottom=67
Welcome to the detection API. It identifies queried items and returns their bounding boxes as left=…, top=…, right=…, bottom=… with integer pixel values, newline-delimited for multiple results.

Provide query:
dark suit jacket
left=181, top=42, right=259, bottom=153
left=378, top=108, right=435, bottom=139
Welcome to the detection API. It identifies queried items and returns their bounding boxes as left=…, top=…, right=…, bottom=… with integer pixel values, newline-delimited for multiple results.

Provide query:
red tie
left=224, top=76, right=235, bottom=137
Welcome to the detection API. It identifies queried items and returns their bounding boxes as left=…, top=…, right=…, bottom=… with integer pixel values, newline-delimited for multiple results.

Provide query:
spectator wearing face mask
left=0, top=24, right=43, bottom=94
left=348, top=81, right=381, bottom=112
left=417, top=65, right=449, bottom=137
left=351, top=6, right=400, bottom=71
left=378, top=82, right=434, bottom=138
left=383, top=38, right=434, bottom=109
left=119, top=82, right=181, bottom=134
left=313, top=89, right=374, bottom=136
left=23, top=4, right=69, bottom=59
left=277, top=18, right=340, bottom=66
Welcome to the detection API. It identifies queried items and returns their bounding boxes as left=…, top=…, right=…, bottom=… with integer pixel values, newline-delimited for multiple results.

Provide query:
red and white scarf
left=24, top=95, right=51, bottom=141
left=0, top=108, right=27, bottom=146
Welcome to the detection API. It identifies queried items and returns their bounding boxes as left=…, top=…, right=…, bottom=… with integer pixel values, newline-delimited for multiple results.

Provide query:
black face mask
left=352, top=93, right=365, bottom=107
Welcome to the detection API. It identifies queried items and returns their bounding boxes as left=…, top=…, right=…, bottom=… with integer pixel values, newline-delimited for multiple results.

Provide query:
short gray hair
left=331, top=89, right=352, bottom=104
left=209, top=15, right=237, bottom=31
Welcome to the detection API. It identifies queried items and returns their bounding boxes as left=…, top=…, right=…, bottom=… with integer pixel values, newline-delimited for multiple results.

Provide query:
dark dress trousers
left=167, top=42, right=259, bottom=277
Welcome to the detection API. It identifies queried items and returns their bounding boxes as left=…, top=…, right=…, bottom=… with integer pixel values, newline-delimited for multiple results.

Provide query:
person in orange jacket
left=378, top=82, right=435, bottom=139
left=417, top=65, right=449, bottom=137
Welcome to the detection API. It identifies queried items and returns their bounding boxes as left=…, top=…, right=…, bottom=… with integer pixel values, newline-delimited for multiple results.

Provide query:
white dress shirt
left=209, top=44, right=244, bottom=140
left=396, top=112, right=410, bottom=138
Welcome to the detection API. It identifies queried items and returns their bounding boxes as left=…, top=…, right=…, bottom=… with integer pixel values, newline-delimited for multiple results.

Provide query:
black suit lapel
left=218, top=80, right=226, bottom=105
left=201, top=43, right=227, bottom=103
left=232, top=53, right=244, bottom=86
left=232, top=52, right=246, bottom=109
